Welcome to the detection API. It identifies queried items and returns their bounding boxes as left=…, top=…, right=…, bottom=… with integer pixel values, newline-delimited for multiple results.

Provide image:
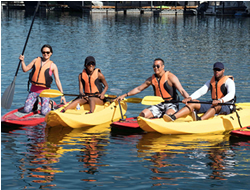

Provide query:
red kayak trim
left=1, top=106, right=44, bottom=126
left=230, top=126, right=250, bottom=137
left=1, top=102, right=64, bottom=126
left=110, top=117, right=140, bottom=129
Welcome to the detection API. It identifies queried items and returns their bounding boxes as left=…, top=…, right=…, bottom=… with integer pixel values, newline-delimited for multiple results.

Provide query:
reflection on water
left=47, top=123, right=111, bottom=182
left=2, top=122, right=250, bottom=189
left=207, top=145, right=236, bottom=180
left=1, top=123, right=111, bottom=189
left=1, top=124, right=61, bottom=188
left=136, top=132, right=240, bottom=186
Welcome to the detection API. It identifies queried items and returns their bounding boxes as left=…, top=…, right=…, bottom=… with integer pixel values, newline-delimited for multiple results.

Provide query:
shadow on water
left=229, top=135, right=250, bottom=146
left=1, top=123, right=25, bottom=133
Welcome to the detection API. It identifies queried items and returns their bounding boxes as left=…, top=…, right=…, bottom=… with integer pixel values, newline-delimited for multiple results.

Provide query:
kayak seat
left=172, top=113, right=205, bottom=122
left=60, top=102, right=112, bottom=115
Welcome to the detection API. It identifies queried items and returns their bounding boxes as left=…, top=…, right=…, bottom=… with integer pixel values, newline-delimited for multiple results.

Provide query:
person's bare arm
left=98, top=72, right=108, bottom=100
left=19, top=55, right=36, bottom=72
left=116, top=76, right=152, bottom=101
left=52, top=63, right=66, bottom=104
left=169, top=73, right=189, bottom=98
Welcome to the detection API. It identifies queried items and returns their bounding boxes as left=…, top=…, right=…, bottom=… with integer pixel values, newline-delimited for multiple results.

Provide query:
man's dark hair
left=154, top=58, right=164, bottom=65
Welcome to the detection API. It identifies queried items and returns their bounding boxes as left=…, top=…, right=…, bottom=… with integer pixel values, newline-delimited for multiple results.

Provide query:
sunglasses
left=153, top=65, right=160, bottom=69
left=42, top=51, right=51, bottom=54
left=213, top=68, right=222, bottom=72
left=86, top=62, right=95, bottom=66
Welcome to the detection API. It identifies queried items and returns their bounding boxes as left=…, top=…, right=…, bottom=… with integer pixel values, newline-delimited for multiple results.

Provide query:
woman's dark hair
left=41, top=44, right=53, bottom=53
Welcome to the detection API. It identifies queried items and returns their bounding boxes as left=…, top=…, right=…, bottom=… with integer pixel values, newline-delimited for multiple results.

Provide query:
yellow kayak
left=45, top=100, right=127, bottom=128
left=137, top=103, right=250, bottom=135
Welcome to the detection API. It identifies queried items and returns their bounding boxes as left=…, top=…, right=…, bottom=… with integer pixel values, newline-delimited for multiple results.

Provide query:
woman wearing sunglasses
left=116, top=58, right=189, bottom=119
left=19, top=44, right=66, bottom=115
left=61, top=56, right=108, bottom=114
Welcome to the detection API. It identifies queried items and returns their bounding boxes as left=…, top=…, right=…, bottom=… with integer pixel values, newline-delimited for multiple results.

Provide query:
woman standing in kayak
left=19, top=44, right=66, bottom=115
left=61, top=56, right=108, bottom=113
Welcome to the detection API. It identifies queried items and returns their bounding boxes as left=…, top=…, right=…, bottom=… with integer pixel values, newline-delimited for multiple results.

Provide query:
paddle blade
left=1, top=80, right=16, bottom=109
left=141, top=96, right=164, bottom=105
left=39, top=89, right=63, bottom=98
left=105, top=94, right=117, bottom=99
left=125, top=98, right=142, bottom=103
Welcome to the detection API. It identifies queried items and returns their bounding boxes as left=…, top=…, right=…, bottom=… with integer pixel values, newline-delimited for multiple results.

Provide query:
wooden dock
left=1, top=1, right=198, bottom=15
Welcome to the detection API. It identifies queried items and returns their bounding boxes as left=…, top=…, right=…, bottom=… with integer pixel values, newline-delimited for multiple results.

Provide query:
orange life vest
left=29, top=57, right=53, bottom=88
left=210, top=75, right=234, bottom=100
left=151, top=71, right=177, bottom=100
left=81, top=68, right=103, bottom=94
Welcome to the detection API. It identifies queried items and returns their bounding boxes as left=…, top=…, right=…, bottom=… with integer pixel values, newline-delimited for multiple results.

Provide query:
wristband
left=126, top=93, right=129, bottom=97
left=218, top=99, right=223, bottom=103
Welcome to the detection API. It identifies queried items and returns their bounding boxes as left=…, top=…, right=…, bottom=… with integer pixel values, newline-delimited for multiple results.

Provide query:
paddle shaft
left=118, top=101, right=125, bottom=121
left=61, top=93, right=116, bottom=99
left=1, top=2, right=40, bottom=109
left=15, top=1, right=40, bottom=77
left=168, top=100, right=235, bottom=106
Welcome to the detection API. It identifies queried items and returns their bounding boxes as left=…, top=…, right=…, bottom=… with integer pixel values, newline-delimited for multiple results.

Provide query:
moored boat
left=45, top=100, right=127, bottom=128
left=137, top=103, right=250, bottom=135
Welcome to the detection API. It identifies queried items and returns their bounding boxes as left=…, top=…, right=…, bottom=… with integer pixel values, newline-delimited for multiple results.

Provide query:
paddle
left=39, top=89, right=116, bottom=98
left=1, top=2, right=40, bottom=109
left=39, top=89, right=142, bottom=103
left=110, top=88, right=125, bottom=121
left=124, top=97, right=142, bottom=103
left=141, top=96, right=235, bottom=106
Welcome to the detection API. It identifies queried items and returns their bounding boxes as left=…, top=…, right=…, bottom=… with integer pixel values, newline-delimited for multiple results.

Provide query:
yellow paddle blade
left=124, top=97, right=142, bottom=103
left=105, top=94, right=117, bottom=99
left=141, top=96, right=164, bottom=105
left=39, top=89, right=63, bottom=98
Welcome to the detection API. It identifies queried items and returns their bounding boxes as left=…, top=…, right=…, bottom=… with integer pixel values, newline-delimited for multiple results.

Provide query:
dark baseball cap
left=85, top=56, right=96, bottom=66
left=213, top=62, right=224, bottom=70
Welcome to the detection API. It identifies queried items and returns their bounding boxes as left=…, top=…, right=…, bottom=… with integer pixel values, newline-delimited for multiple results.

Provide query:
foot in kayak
left=163, top=114, right=176, bottom=122
left=191, top=110, right=201, bottom=121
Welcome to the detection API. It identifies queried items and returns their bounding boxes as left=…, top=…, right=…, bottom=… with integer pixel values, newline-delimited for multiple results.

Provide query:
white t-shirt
left=190, top=78, right=235, bottom=103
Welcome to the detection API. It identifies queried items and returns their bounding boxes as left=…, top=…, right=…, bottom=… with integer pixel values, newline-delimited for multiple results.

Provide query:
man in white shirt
left=164, top=62, right=236, bottom=121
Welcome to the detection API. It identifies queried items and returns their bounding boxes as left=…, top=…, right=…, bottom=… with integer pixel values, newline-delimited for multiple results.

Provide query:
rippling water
left=1, top=8, right=250, bottom=190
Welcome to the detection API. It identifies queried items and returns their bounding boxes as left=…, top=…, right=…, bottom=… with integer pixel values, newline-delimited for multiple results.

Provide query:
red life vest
left=210, top=75, right=234, bottom=100
left=81, top=68, right=103, bottom=94
left=151, top=71, right=177, bottom=100
left=29, top=57, right=53, bottom=88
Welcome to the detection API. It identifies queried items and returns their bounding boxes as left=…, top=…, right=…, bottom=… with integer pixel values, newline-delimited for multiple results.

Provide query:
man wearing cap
left=164, top=62, right=236, bottom=121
